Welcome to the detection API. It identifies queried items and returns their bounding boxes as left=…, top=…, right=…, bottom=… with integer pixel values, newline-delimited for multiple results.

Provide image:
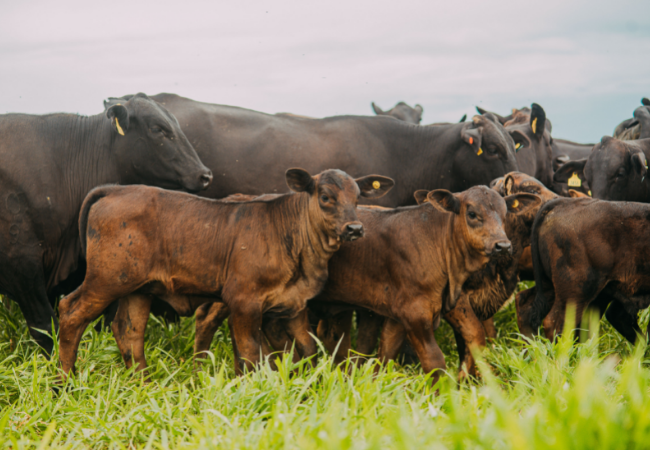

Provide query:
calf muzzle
left=341, top=222, right=364, bottom=241
left=490, top=240, right=512, bottom=256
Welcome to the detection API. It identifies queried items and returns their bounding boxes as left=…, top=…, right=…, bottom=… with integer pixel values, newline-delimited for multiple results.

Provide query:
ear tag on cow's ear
left=469, top=137, right=473, bottom=145
left=477, top=147, right=483, bottom=155
left=512, top=199, right=519, bottom=209
left=588, top=190, right=592, bottom=197
left=568, top=172, right=582, bottom=187
left=531, top=117, right=537, bottom=134
left=372, top=181, right=380, bottom=189
left=115, top=118, right=125, bottom=136
left=515, top=143, right=521, bottom=151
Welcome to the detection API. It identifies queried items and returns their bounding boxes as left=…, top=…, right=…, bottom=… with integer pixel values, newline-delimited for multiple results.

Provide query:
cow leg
left=377, top=318, right=406, bottom=366
left=356, top=310, right=383, bottom=357
left=194, top=302, right=231, bottom=360
left=228, top=303, right=265, bottom=375
left=262, top=318, right=300, bottom=362
left=403, top=303, right=446, bottom=385
left=283, top=309, right=318, bottom=364
left=443, top=296, right=485, bottom=379
left=482, top=318, right=497, bottom=340
left=112, top=294, right=152, bottom=375
left=58, top=288, right=116, bottom=378
left=605, top=300, right=641, bottom=344
left=317, top=311, right=353, bottom=364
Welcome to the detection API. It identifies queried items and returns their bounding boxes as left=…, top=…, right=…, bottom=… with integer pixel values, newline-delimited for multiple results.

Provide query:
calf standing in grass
left=58, top=169, right=393, bottom=378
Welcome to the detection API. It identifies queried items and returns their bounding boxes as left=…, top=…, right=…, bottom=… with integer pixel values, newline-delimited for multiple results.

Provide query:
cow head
left=493, top=172, right=558, bottom=203
left=553, top=159, right=590, bottom=197
left=582, top=136, right=650, bottom=201
left=451, top=115, right=519, bottom=190
left=425, top=186, right=540, bottom=259
left=285, top=168, right=394, bottom=248
left=371, top=101, right=423, bottom=124
left=613, top=97, right=650, bottom=140
left=104, top=93, right=212, bottom=193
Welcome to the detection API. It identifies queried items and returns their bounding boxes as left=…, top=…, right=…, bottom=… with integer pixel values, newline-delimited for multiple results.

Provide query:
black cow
left=0, top=93, right=212, bottom=352
left=551, top=139, right=593, bottom=161
left=554, top=137, right=650, bottom=202
left=371, top=101, right=423, bottom=124
left=106, top=93, right=520, bottom=206
left=613, top=98, right=650, bottom=140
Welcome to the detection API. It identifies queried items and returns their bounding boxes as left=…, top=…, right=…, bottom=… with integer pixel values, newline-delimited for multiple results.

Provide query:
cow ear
left=459, top=114, right=467, bottom=123
left=489, top=176, right=504, bottom=192
left=427, top=190, right=461, bottom=214
left=642, top=98, right=650, bottom=106
left=504, top=174, right=516, bottom=195
left=475, top=107, right=508, bottom=124
left=461, top=120, right=483, bottom=155
left=355, top=175, right=394, bottom=198
left=371, top=102, right=385, bottom=115
left=505, top=193, right=542, bottom=216
left=631, top=151, right=647, bottom=178
left=530, top=103, right=546, bottom=140
left=286, top=168, right=315, bottom=194
left=414, top=104, right=423, bottom=115
left=634, top=105, right=650, bottom=139
left=553, top=155, right=570, bottom=172
left=106, top=103, right=129, bottom=136
left=510, top=129, right=532, bottom=153
left=413, top=189, right=429, bottom=205
left=568, top=189, right=589, bottom=198
left=553, top=159, right=587, bottom=186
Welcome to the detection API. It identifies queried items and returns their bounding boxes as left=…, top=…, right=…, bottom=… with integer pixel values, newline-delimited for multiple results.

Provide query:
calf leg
left=356, top=310, right=383, bottom=357
left=377, top=318, right=406, bottom=366
left=283, top=309, right=318, bottom=364
left=228, top=303, right=265, bottom=375
left=317, top=311, right=353, bottom=364
left=605, top=299, right=642, bottom=344
left=444, top=296, right=486, bottom=379
left=262, top=318, right=300, bottom=362
left=58, top=288, right=116, bottom=378
left=194, top=302, right=231, bottom=359
left=112, top=294, right=152, bottom=374
left=482, top=318, right=497, bottom=340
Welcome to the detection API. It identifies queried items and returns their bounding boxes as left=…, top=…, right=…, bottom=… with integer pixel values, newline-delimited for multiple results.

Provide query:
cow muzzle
left=340, top=222, right=364, bottom=242
left=489, top=240, right=512, bottom=256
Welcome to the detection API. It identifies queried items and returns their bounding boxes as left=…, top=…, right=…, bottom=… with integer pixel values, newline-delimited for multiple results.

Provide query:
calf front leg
left=112, top=294, right=152, bottom=376
left=228, top=303, right=266, bottom=375
left=283, top=309, right=317, bottom=365
left=377, top=318, right=406, bottom=366
left=444, top=296, right=486, bottom=379
left=482, top=318, right=497, bottom=340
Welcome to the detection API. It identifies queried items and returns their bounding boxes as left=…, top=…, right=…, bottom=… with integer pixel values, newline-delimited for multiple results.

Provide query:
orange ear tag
left=372, top=181, right=380, bottom=189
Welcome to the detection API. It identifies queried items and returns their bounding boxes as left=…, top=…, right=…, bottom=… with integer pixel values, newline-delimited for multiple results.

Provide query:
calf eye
left=320, top=195, right=330, bottom=203
left=468, top=211, right=477, bottom=219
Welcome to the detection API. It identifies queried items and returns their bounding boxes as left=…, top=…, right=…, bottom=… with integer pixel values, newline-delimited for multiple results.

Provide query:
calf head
left=104, top=93, right=212, bottom=192
left=285, top=168, right=394, bottom=247
left=582, top=136, right=650, bottom=201
left=371, top=101, right=423, bottom=124
left=495, top=172, right=558, bottom=203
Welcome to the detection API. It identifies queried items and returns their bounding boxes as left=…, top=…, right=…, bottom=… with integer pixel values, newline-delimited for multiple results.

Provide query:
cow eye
left=320, top=195, right=330, bottom=203
left=468, top=211, right=477, bottom=220
left=151, top=126, right=164, bottom=135
left=487, top=146, right=498, bottom=155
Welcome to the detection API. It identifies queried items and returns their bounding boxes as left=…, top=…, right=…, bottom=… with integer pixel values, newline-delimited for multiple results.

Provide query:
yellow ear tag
left=115, top=118, right=125, bottom=136
left=512, top=199, right=519, bottom=208
left=477, top=147, right=483, bottom=155
left=515, top=143, right=521, bottom=150
left=588, top=190, right=592, bottom=197
left=372, top=181, right=380, bottom=189
left=568, top=172, right=582, bottom=187
left=531, top=117, right=537, bottom=134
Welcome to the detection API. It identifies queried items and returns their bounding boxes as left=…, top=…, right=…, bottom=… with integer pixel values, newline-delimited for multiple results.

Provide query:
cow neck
left=55, top=114, right=119, bottom=215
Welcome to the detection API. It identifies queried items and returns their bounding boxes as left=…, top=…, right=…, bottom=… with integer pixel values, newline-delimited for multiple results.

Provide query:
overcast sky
left=1, top=0, right=649, bottom=142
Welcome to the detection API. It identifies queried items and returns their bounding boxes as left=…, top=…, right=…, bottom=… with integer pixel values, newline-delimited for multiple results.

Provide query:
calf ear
left=568, top=189, right=589, bottom=198
left=371, top=102, right=385, bottom=115
left=356, top=175, right=395, bottom=198
left=631, top=151, right=647, bottom=179
left=505, top=193, right=542, bottom=216
left=504, top=174, right=516, bottom=195
left=286, top=168, right=315, bottom=194
left=553, top=155, right=570, bottom=172
left=553, top=159, right=587, bottom=186
left=459, top=114, right=467, bottom=123
left=427, top=190, right=461, bottom=214
left=530, top=103, right=546, bottom=140
left=461, top=121, right=483, bottom=155
left=642, top=98, right=650, bottom=106
left=509, top=129, right=532, bottom=153
left=106, top=103, right=129, bottom=136
left=413, top=189, right=429, bottom=205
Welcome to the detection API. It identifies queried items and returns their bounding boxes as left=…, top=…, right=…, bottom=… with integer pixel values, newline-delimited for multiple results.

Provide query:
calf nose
left=342, top=223, right=364, bottom=241
left=200, top=171, right=213, bottom=190
left=493, top=241, right=512, bottom=254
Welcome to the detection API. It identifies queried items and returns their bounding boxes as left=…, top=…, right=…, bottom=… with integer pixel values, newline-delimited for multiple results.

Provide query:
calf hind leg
left=112, top=294, right=152, bottom=375
left=194, top=302, right=231, bottom=360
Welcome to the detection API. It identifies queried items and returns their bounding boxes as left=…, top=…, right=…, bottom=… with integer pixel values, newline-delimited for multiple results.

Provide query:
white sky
left=1, top=0, right=649, bottom=142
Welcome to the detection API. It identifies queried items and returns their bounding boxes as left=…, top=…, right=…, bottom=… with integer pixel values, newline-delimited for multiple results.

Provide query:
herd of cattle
left=1, top=93, right=650, bottom=383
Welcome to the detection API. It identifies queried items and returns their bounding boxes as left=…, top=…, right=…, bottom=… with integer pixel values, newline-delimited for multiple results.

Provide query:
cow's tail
left=79, top=185, right=115, bottom=258
left=528, top=198, right=562, bottom=330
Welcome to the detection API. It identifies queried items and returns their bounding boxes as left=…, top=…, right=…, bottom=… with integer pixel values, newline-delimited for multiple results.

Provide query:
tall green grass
left=1, top=289, right=650, bottom=449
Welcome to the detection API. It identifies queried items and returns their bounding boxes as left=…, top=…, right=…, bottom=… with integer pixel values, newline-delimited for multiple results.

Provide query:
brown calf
left=58, top=169, right=393, bottom=378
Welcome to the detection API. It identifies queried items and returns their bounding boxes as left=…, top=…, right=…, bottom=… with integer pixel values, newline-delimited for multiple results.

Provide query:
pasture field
left=2, top=285, right=650, bottom=450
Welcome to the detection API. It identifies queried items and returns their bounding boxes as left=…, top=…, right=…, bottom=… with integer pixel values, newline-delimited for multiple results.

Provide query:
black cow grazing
left=477, top=104, right=554, bottom=189
left=0, top=93, right=212, bottom=353
left=105, top=94, right=519, bottom=206
left=371, top=101, right=423, bottom=124
left=613, top=98, right=650, bottom=140
left=554, top=137, right=650, bottom=202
